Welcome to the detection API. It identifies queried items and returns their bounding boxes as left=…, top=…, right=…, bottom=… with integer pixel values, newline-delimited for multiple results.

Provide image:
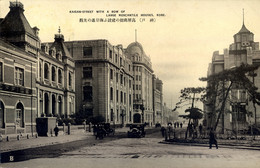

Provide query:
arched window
left=51, top=66, right=56, bottom=81
left=58, top=69, right=62, bottom=83
left=16, top=102, right=24, bottom=127
left=44, top=63, right=49, bottom=79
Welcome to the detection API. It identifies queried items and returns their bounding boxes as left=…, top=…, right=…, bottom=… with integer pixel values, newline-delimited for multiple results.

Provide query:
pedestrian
left=177, top=122, right=179, bottom=128
left=161, top=126, right=166, bottom=137
left=199, top=124, right=203, bottom=137
left=174, top=122, right=177, bottom=128
left=54, top=125, right=59, bottom=137
left=180, top=122, right=183, bottom=128
left=209, top=128, right=218, bottom=149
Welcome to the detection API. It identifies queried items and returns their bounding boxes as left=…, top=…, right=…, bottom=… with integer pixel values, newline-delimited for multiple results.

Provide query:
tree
left=175, top=87, right=205, bottom=139
left=200, top=63, right=260, bottom=133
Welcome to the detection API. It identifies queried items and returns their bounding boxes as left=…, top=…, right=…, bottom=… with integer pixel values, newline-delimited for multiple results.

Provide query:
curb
left=160, top=140, right=260, bottom=151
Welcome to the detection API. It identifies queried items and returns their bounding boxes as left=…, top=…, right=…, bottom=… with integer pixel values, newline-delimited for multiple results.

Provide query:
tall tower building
left=125, top=42, right=154, bottom=125
left=205, top=11, right=260, bottom=133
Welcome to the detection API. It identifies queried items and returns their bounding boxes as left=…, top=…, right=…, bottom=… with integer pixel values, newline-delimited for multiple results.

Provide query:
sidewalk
left=0, top=126, right=130, bottom=153
left=0, top=129, right=93, bottom=153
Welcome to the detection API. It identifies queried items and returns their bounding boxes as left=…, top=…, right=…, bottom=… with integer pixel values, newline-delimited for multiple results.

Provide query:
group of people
left=160, top=122, right=218, bottom=149
left=173, top=122, right=183, bottom=128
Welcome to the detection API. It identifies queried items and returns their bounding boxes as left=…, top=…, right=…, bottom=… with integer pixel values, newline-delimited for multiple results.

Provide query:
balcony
left=0, top=83, right=32, bottom=95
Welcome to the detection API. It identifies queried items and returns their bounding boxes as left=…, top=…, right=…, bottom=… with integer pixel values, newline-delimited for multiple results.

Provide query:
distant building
left=205, top=16, right=260, bottom=133
left=153, top=75, right=163, bottom=124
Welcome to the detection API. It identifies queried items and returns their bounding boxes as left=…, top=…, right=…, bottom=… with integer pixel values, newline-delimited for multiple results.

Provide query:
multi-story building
left=125, top=42, right=154, bottom=125
left=38, top=33, right=75, bottom=118
left=64, top=40, right=133, bottom=126
left=205, top=17, right=260, bottom=133
left=0, top=1, right=75, bottom=135
left=0, top=2, right=38, bottom=134
left=153, top=75, right=163, bottom=124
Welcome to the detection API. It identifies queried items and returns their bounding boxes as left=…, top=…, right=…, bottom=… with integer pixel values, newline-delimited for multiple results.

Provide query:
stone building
left=38, top=33, right=75, bottom=118
left=0, top=1, right=75, bottom=135
left=64, top=40, right=133, bottom=126
left=204, top=16, right=260, bottom=133
left=125, top=42, right=154, bottom=125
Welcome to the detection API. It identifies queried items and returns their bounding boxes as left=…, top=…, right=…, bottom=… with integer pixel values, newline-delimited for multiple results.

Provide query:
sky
left=1, top=0, right=260, bottom=114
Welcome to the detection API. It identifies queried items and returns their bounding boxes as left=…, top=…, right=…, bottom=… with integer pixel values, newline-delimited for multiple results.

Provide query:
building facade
left=125, top=42, right=154, bottom=125
left=0, top=2, right=38, bottom=134
left=153, top=75, right=163, bottom=124
left=38, top=33, right=75, bottom=119
left=205, top=18, right=260, bottom=133
left=64, top=40, right=133, bottom=126
left=0, top=1, right=75, bottom=135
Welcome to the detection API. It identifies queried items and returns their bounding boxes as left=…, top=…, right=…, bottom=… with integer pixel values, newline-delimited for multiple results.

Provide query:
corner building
left=125, top=42, right=154, bottom=125
left=205, top=18, right=260, bottom=133
left=0, top=2, right=38, bottom=134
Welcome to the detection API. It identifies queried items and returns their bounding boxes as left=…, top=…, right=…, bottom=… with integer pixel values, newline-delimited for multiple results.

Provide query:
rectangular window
left=116, top=73, right=118, bottom=83
left=120, top=74, right=123, bottom=85
left=124, top=93, right=126, bottom=104
left=133, top=84, right=135, bottom=90
left=83, top=86, right=93, bottom=102
left=129, top=65, right=131, bottom=71
left=120, top=57, right=122, bottom=67
left=117, top=109, right=119, bottom=121
left=116, top=90, right=119, bottom=102
left=115, top=54, right=118, bottom=63
left=110, top=87, right=113, bottom=101
left=15, top=67, right=24, bottom=86
left=121, top=91, right=123, bottom=103
left=0, top=62, right=2, bottom=82
left=83, top=47, right=92, bottom=57
left=129, top=80, right=131, bottom=88
left=136, top=85, right=138, bottom=90
left=129, top=111, right=132, bottom=122
left=124, top=77, right=126, bottom=86
left=83, top=67, right=92, bottom=78
left=111, top=109, right=114, bottom=121
left=139, top=75, right=141, bottom=81
left=110, top=69, right=113, bottom=80
left=129, top=95, right=131, bottom=105
left=109, top=50, right=112, bottom=59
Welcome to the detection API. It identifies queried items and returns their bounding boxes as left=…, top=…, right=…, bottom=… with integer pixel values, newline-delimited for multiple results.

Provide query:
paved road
left=2, top=128, right=260, bottom=168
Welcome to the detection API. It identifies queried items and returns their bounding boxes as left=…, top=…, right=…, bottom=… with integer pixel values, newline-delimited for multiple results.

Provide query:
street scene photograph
left=1, top=0, right=260, bottom=168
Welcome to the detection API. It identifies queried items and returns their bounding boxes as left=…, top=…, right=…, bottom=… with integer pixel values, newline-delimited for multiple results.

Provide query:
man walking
left=209, top=128, right=218, bottom=149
